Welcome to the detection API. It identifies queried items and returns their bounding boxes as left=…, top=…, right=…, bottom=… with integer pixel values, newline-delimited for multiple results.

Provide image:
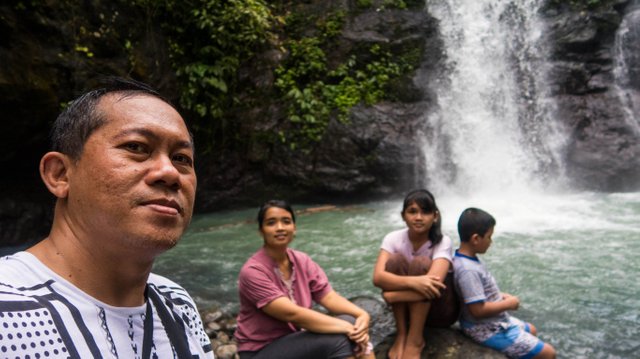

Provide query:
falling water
left=614, top=0, right=640, bottom=133
left=421, top=0, right=566, bottom=196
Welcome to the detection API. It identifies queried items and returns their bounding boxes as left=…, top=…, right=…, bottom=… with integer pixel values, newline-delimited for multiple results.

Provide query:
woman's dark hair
left=457, top=207, right=496, bottom=243
left=257, top=200, right=296, bottom=229
left=402, top=189, right=443, bottom=247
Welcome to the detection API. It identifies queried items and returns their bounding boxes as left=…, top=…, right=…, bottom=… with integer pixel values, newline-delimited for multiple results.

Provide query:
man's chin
left=125, top=233, right=181, bottom=254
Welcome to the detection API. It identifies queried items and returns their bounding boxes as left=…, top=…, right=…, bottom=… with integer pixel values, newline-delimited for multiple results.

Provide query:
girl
left=373, top=189, right=459, bottom=359
left=235, top=200, right=374, bottom=359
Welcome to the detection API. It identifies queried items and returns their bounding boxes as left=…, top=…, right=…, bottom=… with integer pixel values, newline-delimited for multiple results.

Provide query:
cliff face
left=543, top=0, right=640, bottom=190
left=0, top=0, right=638, bottom=246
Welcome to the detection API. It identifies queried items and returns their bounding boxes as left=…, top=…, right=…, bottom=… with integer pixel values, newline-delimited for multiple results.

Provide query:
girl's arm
left=467, top=293, right=520, bottom=319
left=261, top=296, right=354, bottom=334
left=373, top=250, right=446, bottom=299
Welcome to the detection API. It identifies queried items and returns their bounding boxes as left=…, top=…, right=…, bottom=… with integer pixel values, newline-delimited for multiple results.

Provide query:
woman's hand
left=409, top=274, right=445, bottom=299
left=348, top=312, right=370, bottom=344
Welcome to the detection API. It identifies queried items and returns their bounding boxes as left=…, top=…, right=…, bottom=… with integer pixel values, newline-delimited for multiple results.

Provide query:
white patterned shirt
left=0, top=252, right=214, bottom=359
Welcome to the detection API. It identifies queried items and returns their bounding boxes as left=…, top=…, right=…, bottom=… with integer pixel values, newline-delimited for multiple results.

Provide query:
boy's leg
left=524, top=322, right=556, bottom=359
left=385, top=254, right=409, bottom=359
left=482, top=317, right=555, bottom=359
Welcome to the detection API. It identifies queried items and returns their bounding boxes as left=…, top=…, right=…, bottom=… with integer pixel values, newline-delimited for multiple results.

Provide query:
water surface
left=155, top=191, right=640, bottom=359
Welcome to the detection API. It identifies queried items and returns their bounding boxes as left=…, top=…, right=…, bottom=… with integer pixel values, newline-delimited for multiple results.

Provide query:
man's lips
left=141, top=198, right=183, bottom=215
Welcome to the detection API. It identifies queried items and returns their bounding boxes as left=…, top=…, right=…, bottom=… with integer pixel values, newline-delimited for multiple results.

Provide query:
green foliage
left=383, top=0, right=408, bottom=10
left=275, top=24, right=410, bottom=150
left=356, top=0, right=373, bottom=8
left=129, top=1, right=417, bottom=152
left=135, top=0, right=278, bottom=149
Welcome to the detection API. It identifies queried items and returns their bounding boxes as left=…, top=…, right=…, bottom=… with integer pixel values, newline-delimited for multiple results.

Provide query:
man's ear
left=40, top=151, right=72, bottom=199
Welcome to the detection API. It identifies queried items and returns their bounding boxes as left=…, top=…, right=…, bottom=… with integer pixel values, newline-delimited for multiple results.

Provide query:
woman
left=235, top=200, right=374, bottom=359
left=372, top=189, right=459, bottom=359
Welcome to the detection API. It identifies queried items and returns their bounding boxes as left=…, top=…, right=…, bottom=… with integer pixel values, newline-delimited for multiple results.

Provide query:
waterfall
left=421, top=0, right=565, bottom=196
left=614, top=0, right=640, bottom=134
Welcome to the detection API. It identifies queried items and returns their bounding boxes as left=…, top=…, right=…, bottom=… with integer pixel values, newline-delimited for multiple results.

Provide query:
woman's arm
left=318, top=291, right=371, bottom=343
left=373, top=250, right=446, bottom=298
left=261, top=296, right=354, bottom=334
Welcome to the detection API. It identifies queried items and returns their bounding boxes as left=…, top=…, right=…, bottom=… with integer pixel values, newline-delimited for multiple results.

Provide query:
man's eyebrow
left=113, top=128, right=194, bottom=150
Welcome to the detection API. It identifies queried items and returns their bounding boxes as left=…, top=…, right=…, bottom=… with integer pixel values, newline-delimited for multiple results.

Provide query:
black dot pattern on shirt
left=0, top=309, right=69, bottom=358
left=180, top=303, right=208, bottom=346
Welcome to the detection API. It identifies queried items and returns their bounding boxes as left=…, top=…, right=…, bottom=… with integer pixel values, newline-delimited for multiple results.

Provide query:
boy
left=452, top=208, right=556, bottom=359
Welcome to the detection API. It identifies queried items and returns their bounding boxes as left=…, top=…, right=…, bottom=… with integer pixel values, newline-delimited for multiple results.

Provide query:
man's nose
left=146, top=154, right=181, bottom=189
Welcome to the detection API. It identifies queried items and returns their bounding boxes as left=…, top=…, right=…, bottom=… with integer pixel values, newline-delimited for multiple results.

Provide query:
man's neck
left=28, top=230, right=153, bottom=307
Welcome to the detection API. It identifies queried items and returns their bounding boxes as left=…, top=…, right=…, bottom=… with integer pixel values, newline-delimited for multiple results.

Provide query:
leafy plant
left=135, top=0, right=278, bottom=149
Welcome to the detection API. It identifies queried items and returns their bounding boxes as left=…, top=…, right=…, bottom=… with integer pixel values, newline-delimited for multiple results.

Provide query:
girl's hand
left=410, top=274, right=445, bottom=299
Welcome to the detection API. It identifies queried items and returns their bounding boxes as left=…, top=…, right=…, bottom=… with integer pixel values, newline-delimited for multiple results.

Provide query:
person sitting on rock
left=234, top=199, right=374, bottom=359
left=453, top=207, right=556, bottom=359
left=373, top=189, right=459, bottom=359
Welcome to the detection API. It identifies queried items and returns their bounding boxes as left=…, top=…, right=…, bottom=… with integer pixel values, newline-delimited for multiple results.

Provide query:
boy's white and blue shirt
left=453, top=250, right=544, bottom=359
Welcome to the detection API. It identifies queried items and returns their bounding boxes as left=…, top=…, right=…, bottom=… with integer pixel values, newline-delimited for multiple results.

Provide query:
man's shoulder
left=148, top=273, right=192, bottom=299
left=0, top=251, right=42, bottom=285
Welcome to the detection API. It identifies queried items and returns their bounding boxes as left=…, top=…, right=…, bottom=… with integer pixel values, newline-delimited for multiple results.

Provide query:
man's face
left=65, top=94, right=197, bottom=256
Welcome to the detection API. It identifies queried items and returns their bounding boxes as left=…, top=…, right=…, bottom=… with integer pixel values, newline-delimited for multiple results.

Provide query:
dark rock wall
left=1, top=0, right=638, bottom=246
left=543, top=0, right=640, bottom=190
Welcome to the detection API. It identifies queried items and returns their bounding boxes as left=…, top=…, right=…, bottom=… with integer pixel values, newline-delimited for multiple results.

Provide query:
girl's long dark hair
left=402, top=189, right=443, bottom=247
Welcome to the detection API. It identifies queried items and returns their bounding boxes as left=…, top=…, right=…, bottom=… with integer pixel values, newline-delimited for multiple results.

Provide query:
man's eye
left=124, top=142, right=146, bottom=153
left=173, top=154, right=193, bottom=166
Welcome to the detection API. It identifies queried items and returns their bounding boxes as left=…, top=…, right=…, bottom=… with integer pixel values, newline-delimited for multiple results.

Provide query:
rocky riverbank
left=201, top=296, right=505, bottom=359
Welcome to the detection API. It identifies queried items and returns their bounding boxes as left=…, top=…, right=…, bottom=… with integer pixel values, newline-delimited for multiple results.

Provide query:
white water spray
left=421, top=0, right=566, bottom=198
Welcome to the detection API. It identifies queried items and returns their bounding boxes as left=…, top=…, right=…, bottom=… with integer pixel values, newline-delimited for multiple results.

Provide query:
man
left=0, top=78, right=214, bottom=358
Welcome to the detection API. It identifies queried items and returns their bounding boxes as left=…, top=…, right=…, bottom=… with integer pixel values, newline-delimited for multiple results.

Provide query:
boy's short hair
left=458, top=208, right=496, bottom=242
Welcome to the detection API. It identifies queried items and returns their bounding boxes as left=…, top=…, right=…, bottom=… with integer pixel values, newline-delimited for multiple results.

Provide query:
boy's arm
left=467, top=293, right=520, bottom=319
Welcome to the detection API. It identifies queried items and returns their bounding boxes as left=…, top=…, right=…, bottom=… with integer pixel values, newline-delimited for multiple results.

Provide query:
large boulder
left=350, top=297, right=506, bottom=359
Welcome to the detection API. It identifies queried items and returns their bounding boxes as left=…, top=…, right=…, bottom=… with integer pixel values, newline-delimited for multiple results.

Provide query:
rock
left=352, top=296, right=506, bottom=358
left=214, top=343, right=238, bottom=359
left=198, top=298, right=506, bottom=359
left=2, top=0, right=640, bottom=247
left=543, top=0, right=640, bottom=190
left=374, top=325, right=506, bottom=359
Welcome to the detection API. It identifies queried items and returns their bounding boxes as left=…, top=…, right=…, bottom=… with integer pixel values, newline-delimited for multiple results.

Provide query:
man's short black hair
left=50, top=77, right=177, bottom=160
left=458, top=207, right=496, bottom=242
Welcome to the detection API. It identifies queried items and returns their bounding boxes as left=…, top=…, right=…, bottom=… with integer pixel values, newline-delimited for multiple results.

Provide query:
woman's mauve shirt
left=234, top=247, right=333, bottom=352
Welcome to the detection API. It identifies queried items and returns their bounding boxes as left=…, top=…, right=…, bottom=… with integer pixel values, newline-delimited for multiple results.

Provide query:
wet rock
left=199, top=297, right=507, bottom=359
